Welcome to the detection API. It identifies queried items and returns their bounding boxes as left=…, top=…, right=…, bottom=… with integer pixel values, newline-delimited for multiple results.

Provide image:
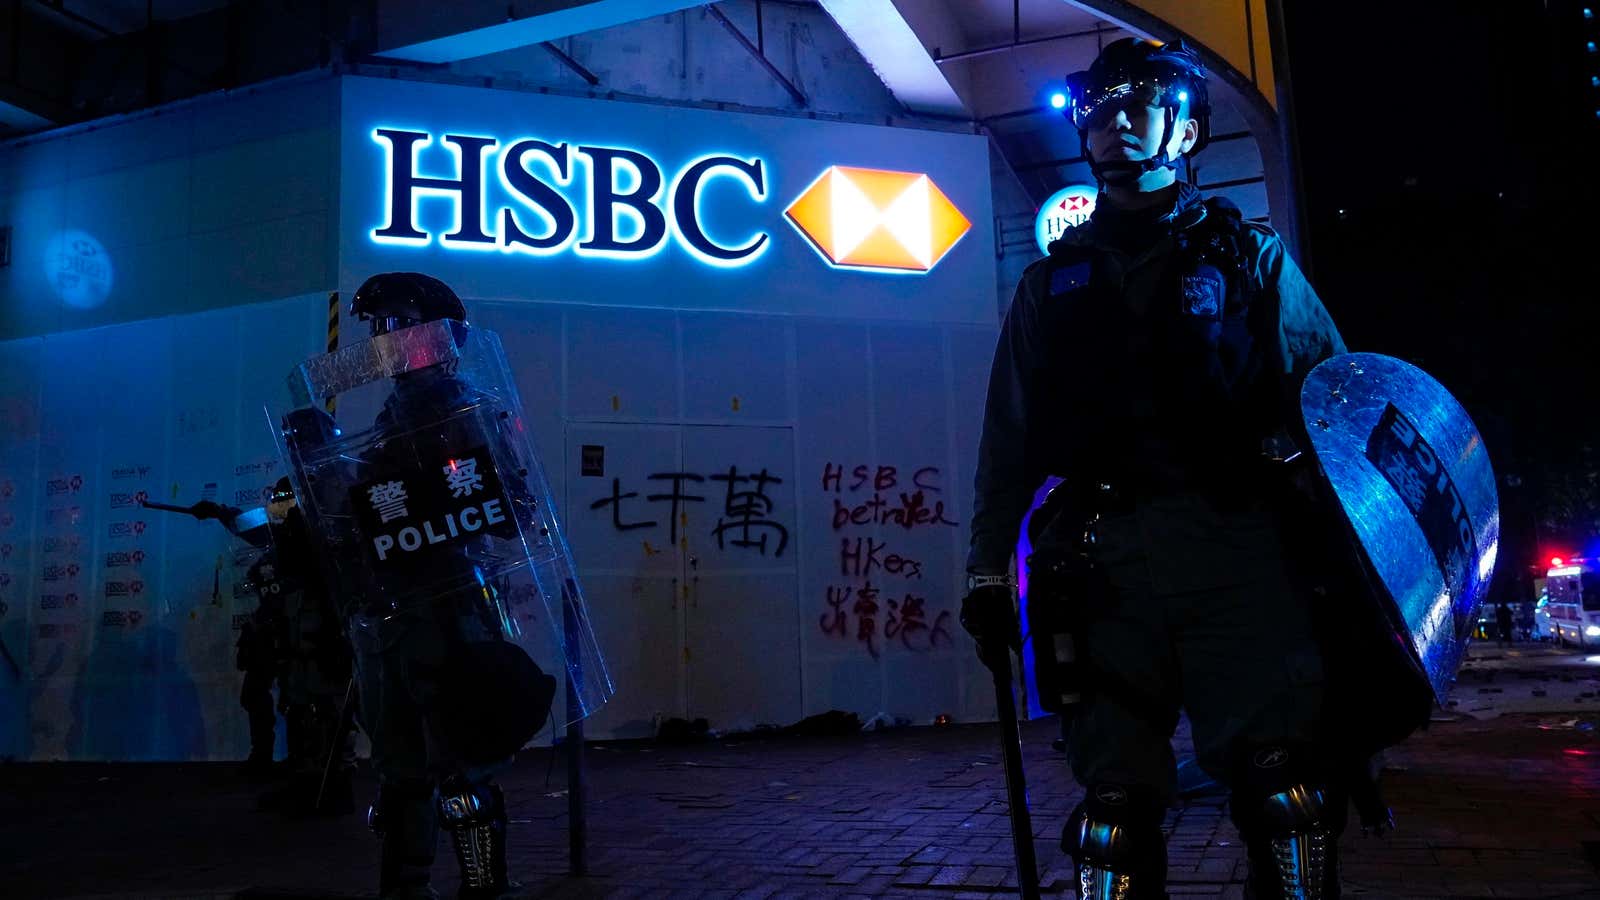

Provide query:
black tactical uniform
left=235, top=567, right=281, bottom=776
left=963, top=39, right=1356, bottom=899
left=344, top=273, right=552, bottom=900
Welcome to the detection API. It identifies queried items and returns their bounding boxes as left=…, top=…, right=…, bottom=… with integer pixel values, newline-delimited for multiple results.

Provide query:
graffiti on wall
left=589, top=465, right=789, bottom=556
left=817, top=463, right=956, bottom=659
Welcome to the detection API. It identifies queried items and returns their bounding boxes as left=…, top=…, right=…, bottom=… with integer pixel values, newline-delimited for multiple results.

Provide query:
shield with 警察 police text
left=273, top=319, right=612, bottom=748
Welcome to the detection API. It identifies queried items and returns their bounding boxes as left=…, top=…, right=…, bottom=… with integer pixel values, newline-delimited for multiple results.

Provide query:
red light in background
left=1551, top=557, right=1565, bottom=567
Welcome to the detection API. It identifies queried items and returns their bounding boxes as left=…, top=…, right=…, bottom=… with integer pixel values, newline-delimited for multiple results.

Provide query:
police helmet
left=1064, top=38, right=1212, bottom=179
left=350, top=272, right=467, bottom=337
left=281, top=407, right=341, bottom=454
left=269, top=476, right=295, bottom=506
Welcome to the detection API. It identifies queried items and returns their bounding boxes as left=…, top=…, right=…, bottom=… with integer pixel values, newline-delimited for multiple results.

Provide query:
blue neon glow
left=572, top=147, right=665, bottom=261
left=370, top=128, right=499, bottom=253
left=496, top=136, right=578, bottom=258
left=1016, top=477, right=1063, bottom=719
left=1177, top=90, right=1189, bottom=103
left=667, top=153, right=771, bottom=269
left=1049, top=92, right=1068, bottom=110
left=371, top=126, right=773, bottom=269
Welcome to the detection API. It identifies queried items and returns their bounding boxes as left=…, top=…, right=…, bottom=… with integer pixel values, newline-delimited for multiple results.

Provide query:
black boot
left=438, top=777, right=514, bottom=899
left=373, top=780, right=439, bottom=899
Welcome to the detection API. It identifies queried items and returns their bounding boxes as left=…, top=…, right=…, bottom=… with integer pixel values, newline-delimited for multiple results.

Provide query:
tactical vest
left=1033, top=196, right=1279, bottom=493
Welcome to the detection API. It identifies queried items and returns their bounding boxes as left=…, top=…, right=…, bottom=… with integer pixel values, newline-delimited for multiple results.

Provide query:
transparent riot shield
left=271, top=320, right=613, bottom=740
left=1302, top=353, right=1500, bottom=704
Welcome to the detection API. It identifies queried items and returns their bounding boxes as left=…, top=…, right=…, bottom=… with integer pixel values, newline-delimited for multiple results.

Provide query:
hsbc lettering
left=372, top=129, right=770, bottom=266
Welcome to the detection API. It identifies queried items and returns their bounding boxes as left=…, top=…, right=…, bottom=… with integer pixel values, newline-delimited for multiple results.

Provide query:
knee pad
left=1230, top=745, right=1343, bottom=900
left=1062, top=783, right=1167, bottom=899
left=438, top=777, right=509, bottom=893
left=436, top=776, right=505, bottom=829
left=1229, top=743, right=1346, bottom=837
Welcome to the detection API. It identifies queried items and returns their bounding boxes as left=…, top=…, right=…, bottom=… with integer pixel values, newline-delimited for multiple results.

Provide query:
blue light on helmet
left=1050, top=91, right=1069, bottom=110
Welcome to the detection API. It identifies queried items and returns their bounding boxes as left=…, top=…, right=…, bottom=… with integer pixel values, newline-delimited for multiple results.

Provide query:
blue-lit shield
left=1302, top=353, right=1499, bottom=704
left=272, top=320, right=613, bottom=742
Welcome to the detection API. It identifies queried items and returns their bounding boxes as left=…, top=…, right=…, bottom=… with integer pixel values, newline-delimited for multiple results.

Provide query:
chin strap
left=1083, top=105, right=1183, bottom=187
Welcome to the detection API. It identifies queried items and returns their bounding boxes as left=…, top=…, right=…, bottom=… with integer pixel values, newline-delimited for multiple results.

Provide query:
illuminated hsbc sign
left=374, top=128, right=768, bottom=267
left=1034, top=184, right=1097, bottom=255
left=372, top=128, right=968, bottom=274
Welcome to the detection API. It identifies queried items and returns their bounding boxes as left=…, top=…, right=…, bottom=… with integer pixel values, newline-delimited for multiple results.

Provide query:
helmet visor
left=1066, top=76, right=1186, bottom=131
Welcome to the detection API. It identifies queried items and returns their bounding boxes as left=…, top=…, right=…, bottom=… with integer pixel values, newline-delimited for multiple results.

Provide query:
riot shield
left=1301, top=353, right=1499, bottom=704
left=271, top=319, right=613, bottom=744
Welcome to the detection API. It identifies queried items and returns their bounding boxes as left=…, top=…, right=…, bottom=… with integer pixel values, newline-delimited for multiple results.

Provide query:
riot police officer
left=260, top=476, right=357, bottom=816
left=961, top=38, right=1358, bottom=898
left=339, top=272, right=553, bottom=900
left=235, top=554, right=282, bottom=778
left=199, top=477, right=357, bottom=814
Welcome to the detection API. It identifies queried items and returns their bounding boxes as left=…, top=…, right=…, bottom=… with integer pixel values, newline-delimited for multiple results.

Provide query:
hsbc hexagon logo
left=785, top=166, right=970, bottom=272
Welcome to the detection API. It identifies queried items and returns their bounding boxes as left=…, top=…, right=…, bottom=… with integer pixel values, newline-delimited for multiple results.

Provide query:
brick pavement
left=4, top=647, right=1599, bottom=899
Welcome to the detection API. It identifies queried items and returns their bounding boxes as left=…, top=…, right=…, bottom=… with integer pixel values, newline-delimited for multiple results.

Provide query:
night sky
left=1285, top=0, right=1600, bottom=572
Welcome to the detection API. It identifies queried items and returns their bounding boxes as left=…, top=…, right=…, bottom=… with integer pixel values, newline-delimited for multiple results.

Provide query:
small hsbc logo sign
left=371, top=128, right=968, bottom=274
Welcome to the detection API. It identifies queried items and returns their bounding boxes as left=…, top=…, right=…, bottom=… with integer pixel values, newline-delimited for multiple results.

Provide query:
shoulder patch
left=1050, top=261, right=1092, bottom=296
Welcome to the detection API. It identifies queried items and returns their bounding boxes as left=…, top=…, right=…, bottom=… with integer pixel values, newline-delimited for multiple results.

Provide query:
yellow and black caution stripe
left=324, top=291, right=339, bottom=415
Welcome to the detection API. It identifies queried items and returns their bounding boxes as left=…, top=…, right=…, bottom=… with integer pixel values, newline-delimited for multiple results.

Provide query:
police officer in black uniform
left=201, top=476, right=357, bottom=814
left=235, top=554, right=282, bottom=778
left=961, top=39, right=1357, bottom=898
left=344, top=272, right=553, bottom=900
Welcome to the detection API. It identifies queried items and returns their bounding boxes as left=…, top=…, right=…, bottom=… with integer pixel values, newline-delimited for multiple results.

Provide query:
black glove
left=191, top=500, right=240, bottom=521
left=960, top=584, right=1019, bottom=670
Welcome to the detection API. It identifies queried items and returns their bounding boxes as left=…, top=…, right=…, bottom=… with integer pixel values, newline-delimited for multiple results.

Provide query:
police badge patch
left=1182, top=270, right=1224, bottom=318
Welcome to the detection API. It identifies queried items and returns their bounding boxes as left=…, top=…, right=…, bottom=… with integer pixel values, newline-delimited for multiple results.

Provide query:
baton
left=140, top=499, right=198, bottom=515
left=988, top=646, right=1041, bottom=900
left=315, top=676, right=357, bottom=812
